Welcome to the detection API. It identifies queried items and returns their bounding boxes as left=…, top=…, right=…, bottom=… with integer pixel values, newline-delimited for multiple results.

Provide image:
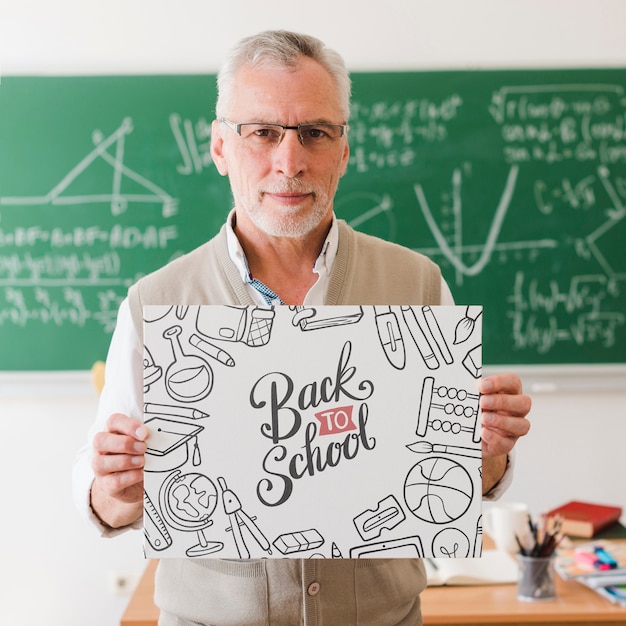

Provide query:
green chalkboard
left=1, top=70, right=624, bottom=370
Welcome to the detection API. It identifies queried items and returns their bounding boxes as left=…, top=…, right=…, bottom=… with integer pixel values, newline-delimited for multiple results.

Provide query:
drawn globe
left=160, top=471, right=219, bottom=530
left=404, top=456, right=473, bottom=524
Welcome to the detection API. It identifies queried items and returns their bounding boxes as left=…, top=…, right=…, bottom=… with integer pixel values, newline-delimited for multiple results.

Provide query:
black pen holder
left=517, top=554, right=556, bottom=601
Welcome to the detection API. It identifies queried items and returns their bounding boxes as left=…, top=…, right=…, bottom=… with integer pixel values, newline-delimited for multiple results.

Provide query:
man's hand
left=479, top=373, right=531, bottom=494
left=90, top=413, right=148, bottom=528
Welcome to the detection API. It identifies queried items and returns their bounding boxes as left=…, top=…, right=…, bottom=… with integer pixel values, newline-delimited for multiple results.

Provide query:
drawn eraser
left=273, top=529, right=324, bottom=554
left=462, top=345, right=481, bottom=379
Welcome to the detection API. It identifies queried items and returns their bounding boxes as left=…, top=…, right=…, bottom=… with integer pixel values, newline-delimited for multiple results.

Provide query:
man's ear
left=210, top=119, right=229, bottom=176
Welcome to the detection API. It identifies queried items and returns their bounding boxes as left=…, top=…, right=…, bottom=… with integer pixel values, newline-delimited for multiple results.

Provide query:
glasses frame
left=220, top=118, right=348, bottom=148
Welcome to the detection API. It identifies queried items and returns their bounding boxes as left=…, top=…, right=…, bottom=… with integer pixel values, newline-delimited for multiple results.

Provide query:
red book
left=544, top=500, right=623, bottom=538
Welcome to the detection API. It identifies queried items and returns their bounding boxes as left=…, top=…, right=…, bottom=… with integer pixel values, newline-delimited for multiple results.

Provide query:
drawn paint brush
left=453, top=306, right=482, bottom=344
left=406, top=440, right=481, bottom=459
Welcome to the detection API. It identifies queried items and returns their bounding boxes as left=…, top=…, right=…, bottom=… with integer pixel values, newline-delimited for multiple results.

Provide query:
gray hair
left=215, top=30, right=352, bottom=121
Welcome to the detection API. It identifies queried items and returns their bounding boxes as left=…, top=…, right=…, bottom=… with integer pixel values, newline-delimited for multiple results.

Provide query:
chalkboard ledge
left=483, top=364, right=626, bottom=395
left=1, top=365, right=624, bottom=399
left=0, top=371, right=96, bottom=398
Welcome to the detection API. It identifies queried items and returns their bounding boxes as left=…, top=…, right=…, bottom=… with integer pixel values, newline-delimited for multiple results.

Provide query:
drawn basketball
left=404, top=456, right=473, bottom=524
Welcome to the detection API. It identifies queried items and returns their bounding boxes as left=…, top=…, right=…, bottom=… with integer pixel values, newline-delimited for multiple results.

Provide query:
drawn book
left=544, top=500, right=622, bottom=538
left=425, top=550, right=518, bottom=586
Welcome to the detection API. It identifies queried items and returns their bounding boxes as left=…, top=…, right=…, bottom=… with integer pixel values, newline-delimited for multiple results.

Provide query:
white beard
left=237, top=181, right=333, bottom=239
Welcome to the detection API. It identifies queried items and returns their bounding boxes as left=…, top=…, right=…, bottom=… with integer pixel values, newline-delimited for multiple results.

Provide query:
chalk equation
left=1, top=72, right=624, bottom=368
left=339, top=78, right=625, bottom=363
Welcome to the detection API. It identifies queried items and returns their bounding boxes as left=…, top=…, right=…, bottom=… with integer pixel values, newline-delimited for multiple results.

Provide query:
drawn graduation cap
left=144, top=416, right=204, bottom=473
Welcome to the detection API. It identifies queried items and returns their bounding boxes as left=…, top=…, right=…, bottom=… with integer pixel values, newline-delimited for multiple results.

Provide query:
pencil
left=189, top=334, right=235, bottom=366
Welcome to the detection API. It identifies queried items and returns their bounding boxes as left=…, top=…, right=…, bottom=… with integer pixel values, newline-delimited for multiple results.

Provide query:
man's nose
left=273, top=128, right=306, bottom=178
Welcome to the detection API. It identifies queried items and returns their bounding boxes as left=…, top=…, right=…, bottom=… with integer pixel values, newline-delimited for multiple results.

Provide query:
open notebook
left=425, top=550, right=519, bottom=586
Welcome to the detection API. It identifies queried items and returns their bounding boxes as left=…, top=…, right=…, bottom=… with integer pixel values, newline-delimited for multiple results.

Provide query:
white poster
left=142, top=304, right=483, bottom=560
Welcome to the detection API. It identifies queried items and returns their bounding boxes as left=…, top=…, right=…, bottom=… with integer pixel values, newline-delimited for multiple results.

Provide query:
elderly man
left=74, top=30, right=531, bottom=626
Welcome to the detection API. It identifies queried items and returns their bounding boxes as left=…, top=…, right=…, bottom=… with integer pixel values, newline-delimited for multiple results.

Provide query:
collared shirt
left=72, top=211, right=512, bottom=536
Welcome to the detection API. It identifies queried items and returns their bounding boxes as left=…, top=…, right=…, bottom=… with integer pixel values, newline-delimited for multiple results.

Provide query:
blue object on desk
left=594, top=546, right=618, bottom=569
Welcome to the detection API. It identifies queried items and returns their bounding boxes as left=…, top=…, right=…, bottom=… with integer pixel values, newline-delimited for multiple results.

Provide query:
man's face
left=211, top=57, right=350, bottom=240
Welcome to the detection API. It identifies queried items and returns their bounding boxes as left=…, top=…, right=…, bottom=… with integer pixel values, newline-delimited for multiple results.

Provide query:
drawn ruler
left=144, top=489, right=172, bottom=551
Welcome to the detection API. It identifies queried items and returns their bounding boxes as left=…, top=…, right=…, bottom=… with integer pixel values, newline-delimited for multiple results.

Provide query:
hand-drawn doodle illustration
left=353, top=495, right=406, bottom=541
left=474, top=515, right=483, bottom=557
left=374, top=305, right=406, bottom=369
left=331, top=542, right=343, bottom=558
left=163, top=325, right=213, bottom=402
left=290, top=306, right=364, bottom=330
left=196, top=305, right=275, bottom=346
left=189, top=334, right=235, bottom=367
left=143, top=304, right=483, bottom=559
left=143, top=346, right=162, bottom=392
left=404, top=457, right=474, bottom=524
left=145, top=416, right=204, bottom=472
left=158, top=470, right=224, bottom=557
left=175, top=305, right=189, bottom=320
left=462, top=345, right=482, bottom=379
left=416, top=376, right=481, bottom=443
left=400, top=306, right=440, bottom=370
left=219, top=477, right=273, bottom=558
left=350, top=536, right=425, bottom=558
left=144, top=402, right=209, bottom=420
left=144, top=489, right=173, bottom=551
left=432, top=527, right=471, bottom=558
left=273, top=529, right=325, bottom=555
left=145, top=306, right=174, bottom=323
left=422, top=306, right=454, bottom=365
left=406, top=440, right=481, bottom=459
left=454, top=306, right=483, bottom=344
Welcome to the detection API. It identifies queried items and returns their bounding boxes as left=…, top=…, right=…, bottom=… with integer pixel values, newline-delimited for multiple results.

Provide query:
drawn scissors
left=218, top=477, right=272, bottom=558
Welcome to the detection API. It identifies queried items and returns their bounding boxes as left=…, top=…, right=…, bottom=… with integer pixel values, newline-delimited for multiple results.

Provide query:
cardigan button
left=307, top=582, right=321, bottom=596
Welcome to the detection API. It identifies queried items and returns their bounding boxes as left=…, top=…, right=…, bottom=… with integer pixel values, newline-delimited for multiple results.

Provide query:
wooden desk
left=121, top=559, right=626, bottom=626
left=121, top=560, right=159, bottom=626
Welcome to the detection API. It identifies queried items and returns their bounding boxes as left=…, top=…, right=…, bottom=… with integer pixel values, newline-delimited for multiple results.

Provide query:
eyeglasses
left=220, top=118, right=348, bottom=151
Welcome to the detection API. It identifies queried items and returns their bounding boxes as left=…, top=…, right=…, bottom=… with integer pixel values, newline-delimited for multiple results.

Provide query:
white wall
left=1, top=2, right=625, bottom=625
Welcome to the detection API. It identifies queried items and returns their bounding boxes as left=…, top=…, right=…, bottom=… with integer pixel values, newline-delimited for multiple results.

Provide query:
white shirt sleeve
left=72, top=297, right=144, bottom=536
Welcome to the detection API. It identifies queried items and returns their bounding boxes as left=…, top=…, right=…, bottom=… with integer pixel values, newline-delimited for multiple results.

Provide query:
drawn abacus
left=416, top=376, right=481, bottom=443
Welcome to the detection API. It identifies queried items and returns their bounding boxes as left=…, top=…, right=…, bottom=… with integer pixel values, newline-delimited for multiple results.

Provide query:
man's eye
left=254, top=126, right=281, bottom=139
left=302, top=127, right=326, bottom=140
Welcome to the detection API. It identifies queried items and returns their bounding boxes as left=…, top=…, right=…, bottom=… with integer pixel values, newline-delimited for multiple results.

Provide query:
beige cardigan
left=128, top=219, right=441, bottom=626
